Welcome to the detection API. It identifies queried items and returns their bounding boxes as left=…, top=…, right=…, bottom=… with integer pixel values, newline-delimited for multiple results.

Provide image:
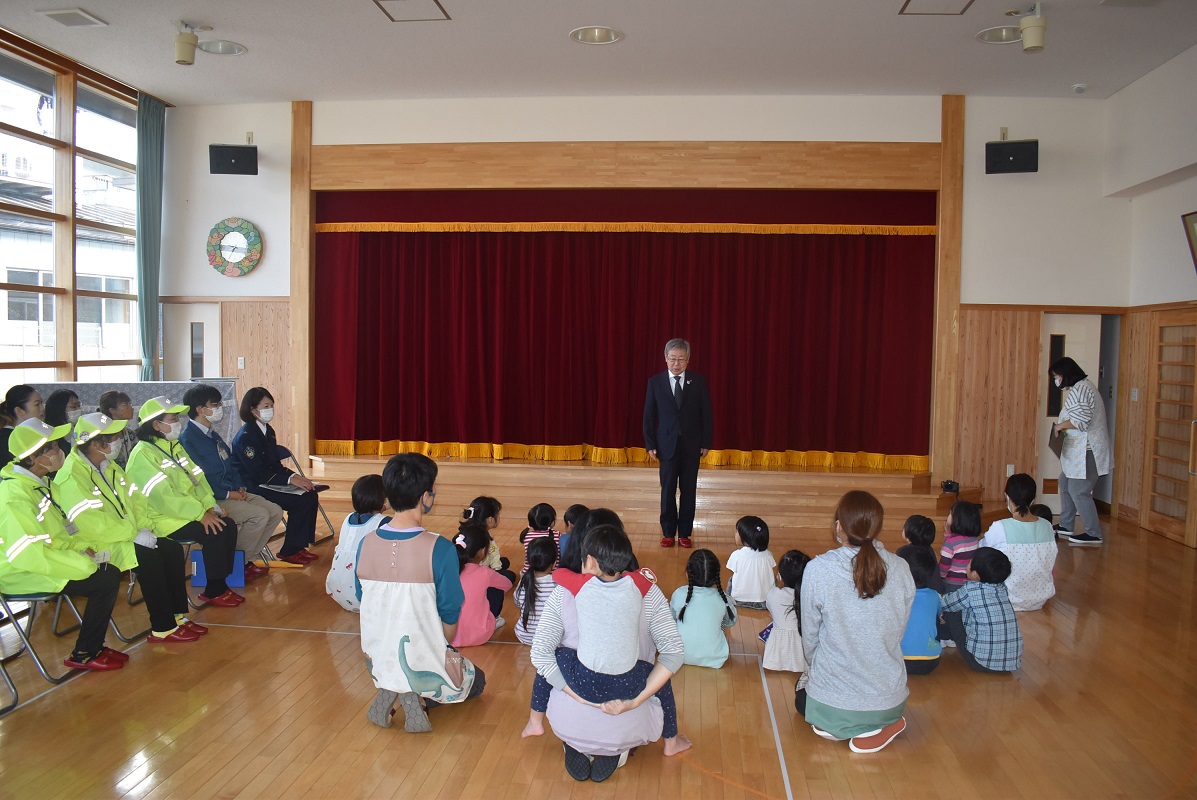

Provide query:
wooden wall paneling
left=221, top=301, right=292, bottom=448
left=290, top=101, right=314, bottom=460
left=931, top=95, right=964, bottom=486
left=955, top=307, right=1041, bottom=502
left=310, top=140, right=943, bottom=192
left=1115, top=310, right=1152, bottom=521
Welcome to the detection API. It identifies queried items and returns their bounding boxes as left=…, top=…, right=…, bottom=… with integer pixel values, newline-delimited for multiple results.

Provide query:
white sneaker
left=494, top=616, right=506, bottom=630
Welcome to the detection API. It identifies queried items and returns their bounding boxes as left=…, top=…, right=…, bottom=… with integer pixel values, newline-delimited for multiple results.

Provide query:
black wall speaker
left=209, top=144, right=258, bottom=175
left=985, top=139, right=1038, bottom=174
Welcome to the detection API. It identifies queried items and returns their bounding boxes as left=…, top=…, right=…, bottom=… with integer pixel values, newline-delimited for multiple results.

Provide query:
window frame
left=0, top=31, right=150, bottom=380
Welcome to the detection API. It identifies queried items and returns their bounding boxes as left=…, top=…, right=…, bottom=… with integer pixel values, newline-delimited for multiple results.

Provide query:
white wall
left=1127, top=172, right=1197, bottom=306
left=312, top=95, right=943, bottom=145
left=161, top=103, right=292, bottom=298
left=162, top=303, right=221, bottom=381
left=1105, top=43, right=1197, bottom=198
left=961, top=97, right=1131, bottom=306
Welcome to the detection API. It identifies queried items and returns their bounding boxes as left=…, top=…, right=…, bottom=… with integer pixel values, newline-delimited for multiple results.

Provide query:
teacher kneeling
left=797, top=490, right=914, bottom=754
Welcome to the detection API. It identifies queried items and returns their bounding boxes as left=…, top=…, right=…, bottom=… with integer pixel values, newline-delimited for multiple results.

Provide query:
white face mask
left=66, top=408, right=83, bottom=423
left=258, top=408, right=275, bottom=424
left=1053, top=376, right=1062, bottom=388
left=164, top=421, right=183, bottom=441
left=40, top=447, right=65, bottom=472
left=206, top=406, right=224, bottom=423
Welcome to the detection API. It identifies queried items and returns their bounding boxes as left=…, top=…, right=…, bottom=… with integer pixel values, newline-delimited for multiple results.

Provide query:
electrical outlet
left=237, top=356, right=245, bottom=369
left=1131, top=387, right=1139, bottom=401
left=1006, top=464, right=1015, bottom=477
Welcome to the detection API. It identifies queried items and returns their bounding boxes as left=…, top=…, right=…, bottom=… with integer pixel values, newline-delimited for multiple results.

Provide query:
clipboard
left=1048, top=426, right=1064, bottom=459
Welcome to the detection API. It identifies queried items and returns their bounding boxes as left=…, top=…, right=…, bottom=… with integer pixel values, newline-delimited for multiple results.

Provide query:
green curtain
left=135, top=94, right=165, bottom=380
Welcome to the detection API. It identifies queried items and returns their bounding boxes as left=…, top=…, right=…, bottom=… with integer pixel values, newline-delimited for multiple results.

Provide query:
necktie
left=673, top=375, right=682, bottom=407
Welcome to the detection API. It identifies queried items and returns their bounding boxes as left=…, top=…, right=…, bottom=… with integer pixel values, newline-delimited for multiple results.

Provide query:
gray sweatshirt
left=801, top=541, right=915, bottom=712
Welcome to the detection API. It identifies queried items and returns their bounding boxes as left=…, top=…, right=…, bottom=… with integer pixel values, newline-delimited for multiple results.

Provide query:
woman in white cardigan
left=1049, top=357, right=1112, bottom=546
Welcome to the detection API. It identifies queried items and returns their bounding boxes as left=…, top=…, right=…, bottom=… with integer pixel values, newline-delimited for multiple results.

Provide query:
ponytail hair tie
left=455, top=534, right=467, bottom=547
left=464, top=508, right=475, bottom=520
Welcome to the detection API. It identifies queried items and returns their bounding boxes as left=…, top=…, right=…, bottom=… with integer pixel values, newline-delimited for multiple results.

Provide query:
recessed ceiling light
left=976, top=25, right=1021, bottom=43
left=569, top=26, right=622, bottom=45
left=197, top=40, right=247, bottom=56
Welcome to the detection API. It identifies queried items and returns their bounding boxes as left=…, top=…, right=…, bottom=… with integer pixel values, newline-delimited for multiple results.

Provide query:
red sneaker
left=660, top=538, right=676, bottom=548
left=678, top=537, right=693, bottom=548
left=299, top=549, right=320, bottom=562
left=279, top=553, right=311, bottom=565
left=64, top=651, right=123, bottom=671
left=101, top=647, right=130, bottom=662
left=198, top=590, right=242, bottom=608
left=183, top=621, right=209, bottom=635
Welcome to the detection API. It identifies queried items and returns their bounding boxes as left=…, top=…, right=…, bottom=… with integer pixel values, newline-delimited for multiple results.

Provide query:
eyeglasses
left=666, top=356, right=689, bottom=364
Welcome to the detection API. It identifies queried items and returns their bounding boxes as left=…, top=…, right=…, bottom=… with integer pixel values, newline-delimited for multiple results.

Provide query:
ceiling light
left=976, top=26, right=1021, bottom=44
left=36, top=8, right=107, bottom=27
left=569, top=26, right=622, bottom=45
left=1019, top=4, right=1047, bottom=53
left=198, top=40, right=247, bottom=56
left=175, top=29, right=198, bottom=65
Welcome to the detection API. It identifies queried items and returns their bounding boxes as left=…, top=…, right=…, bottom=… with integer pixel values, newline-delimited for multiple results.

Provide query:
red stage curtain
left=313, top=229, right=935, bottom=460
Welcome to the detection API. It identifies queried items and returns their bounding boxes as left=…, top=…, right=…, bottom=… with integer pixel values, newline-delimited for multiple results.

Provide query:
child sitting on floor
left=939, top=501, right=982, bottom=592
left=763, top=549, right=810, bottom=673
left=451, top=524, right=514, bottom=647
left=726, top=515, right=777, bottom=609
left=897, top=546, right=943, bottom=674
left=938, top=547, right=1023, bottom=673
left=896, top=514, right=945, bottom=593
left=514, top=536, right=557, bottom=645
left=462, top=496, right=507, bottom=572
left=556, top=503, right=589, bottom=558
left=518, top=502, right=560, bottom=574
left=327, top=474, right=391, bottom=612
left=669, top=549, right=737, bottom=668
left=525, top=524, right=690, bottom=756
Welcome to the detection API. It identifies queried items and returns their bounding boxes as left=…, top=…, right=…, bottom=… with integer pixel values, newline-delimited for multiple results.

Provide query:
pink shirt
left=451, top=563, right=514, bottom=647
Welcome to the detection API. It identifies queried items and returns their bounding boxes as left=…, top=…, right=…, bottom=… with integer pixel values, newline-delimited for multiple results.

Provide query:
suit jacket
left=230, top=421, right=295, bottom=489
left=643, top=371, right=713, bottom=461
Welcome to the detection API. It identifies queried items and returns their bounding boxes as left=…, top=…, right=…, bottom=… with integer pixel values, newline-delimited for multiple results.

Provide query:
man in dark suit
left=643, top=338, right=713, bottom=548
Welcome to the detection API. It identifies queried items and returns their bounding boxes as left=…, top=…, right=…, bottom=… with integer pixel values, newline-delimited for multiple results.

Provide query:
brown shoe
left=849, top=717, right=906, bottom=753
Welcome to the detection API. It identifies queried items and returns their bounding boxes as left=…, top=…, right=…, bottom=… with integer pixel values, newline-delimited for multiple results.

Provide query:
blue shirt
left=901, top=587, right=943, bottom=660
left=179, top=418, right=243, bottom=500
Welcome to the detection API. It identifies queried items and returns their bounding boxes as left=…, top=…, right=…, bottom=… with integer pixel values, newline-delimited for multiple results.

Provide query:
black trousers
left=169, top=519, right=237, bottom=597
left=62, top=566, right=121, bottom=658
left=659, top=446, right=700, bottom=539
left=134, top=537, right=188, bottom=632
left=254, top=486, right=318, bottom=556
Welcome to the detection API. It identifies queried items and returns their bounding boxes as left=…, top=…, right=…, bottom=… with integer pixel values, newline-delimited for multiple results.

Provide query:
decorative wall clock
left=207, top=217, right=263, bottom=277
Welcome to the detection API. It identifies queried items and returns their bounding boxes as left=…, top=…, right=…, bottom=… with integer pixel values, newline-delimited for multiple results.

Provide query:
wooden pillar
left=289, top=101, right=313, bottom=461
left=931, top=95, right=964, bottom=485
left=54, top=72, right=76, bottom=381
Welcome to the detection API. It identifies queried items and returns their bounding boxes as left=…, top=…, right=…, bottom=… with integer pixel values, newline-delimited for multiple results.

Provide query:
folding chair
left=278, top=446, right=336, bottom=543
left=0, top=657, right=17, bottom=716
left=0, top=591, right=86, bottom=689
left=125, top=540, right=210, bottom=612
left=51, top=589, right=149, bottom=644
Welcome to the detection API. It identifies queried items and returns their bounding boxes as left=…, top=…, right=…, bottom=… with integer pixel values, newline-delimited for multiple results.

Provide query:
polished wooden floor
left=0, top=486, right=1195, bottom=799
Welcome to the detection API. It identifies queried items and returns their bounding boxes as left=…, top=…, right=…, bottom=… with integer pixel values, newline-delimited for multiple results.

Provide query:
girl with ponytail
left=513, top=536, right=557, bottom=645
left=796, top=490, right=915, bottom=754
left=669, top=549, right=737, bottom=668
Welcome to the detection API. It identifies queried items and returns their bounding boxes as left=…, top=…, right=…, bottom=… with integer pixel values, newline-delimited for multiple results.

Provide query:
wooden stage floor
left=0, top=496, right=1194, bottom=798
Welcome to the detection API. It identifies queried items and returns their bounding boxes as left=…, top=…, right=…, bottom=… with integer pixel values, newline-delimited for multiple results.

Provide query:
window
left=0, top=37, right=141, bottom=379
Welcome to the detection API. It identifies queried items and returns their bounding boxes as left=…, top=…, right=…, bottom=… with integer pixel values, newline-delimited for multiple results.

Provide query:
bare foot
left=663, top=733, right=693, bottom=756
left=522, top=712, right=546, bottom=738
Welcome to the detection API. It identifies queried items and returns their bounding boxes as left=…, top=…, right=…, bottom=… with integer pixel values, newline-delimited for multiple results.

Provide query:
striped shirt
left=519, top=528, right=561, bottom=574
left=514, top=573, right=556, bottom=644
left=1059, top=379, right=1113, bottom=479
left=941, top=581, right=1022, bottom=672
left=939, top=533, right=980, bottom=591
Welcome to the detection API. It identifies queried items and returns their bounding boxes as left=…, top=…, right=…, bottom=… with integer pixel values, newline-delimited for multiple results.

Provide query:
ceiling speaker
left=209, top=144, right=258, bottom=175
left=986, top=140, right=1038, bottom=174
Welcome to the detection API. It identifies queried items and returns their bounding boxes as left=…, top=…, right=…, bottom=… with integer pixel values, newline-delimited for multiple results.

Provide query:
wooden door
left=1142, top=309, right=1197, bottom=547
